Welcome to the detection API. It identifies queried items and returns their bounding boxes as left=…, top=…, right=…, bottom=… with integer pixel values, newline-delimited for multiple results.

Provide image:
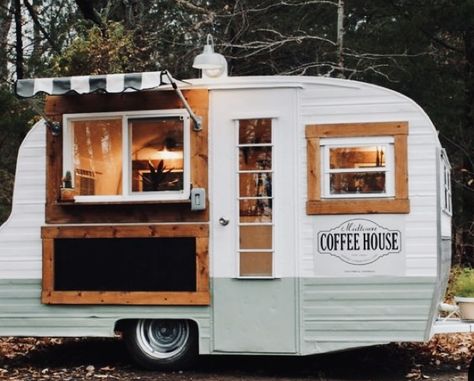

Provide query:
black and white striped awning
left=15, top=71, right=169, bottom=98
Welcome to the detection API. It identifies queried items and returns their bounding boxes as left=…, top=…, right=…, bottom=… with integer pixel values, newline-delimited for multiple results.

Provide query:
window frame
left=235, top=118, right=275, bottom=279
left=63, top=109, right=191, bottom=203
left=440, top=149, right=452, bottom=216
left=321, top=136, right=395, bottom=198
left=305, top=121, right=409, bottom=215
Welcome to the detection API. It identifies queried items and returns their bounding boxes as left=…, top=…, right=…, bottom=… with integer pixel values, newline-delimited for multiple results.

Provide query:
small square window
left=321, top=137, right=394, bottom=198
left=305, top=122, right=409, bottom=215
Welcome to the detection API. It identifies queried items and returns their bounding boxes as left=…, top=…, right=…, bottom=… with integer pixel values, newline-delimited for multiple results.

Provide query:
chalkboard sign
left=54, top=237, right=196, bottom=292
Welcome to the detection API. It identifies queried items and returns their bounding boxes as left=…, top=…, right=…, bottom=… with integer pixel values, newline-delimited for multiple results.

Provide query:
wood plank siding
left=44, top=89, right=209, bottom=224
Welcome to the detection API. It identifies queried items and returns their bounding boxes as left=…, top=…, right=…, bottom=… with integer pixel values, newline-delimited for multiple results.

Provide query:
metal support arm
left=161, top=71, right=202, bottom=131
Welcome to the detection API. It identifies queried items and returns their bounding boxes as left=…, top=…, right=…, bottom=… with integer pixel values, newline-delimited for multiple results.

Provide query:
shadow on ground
left=0, top=337, right=468, bottom=380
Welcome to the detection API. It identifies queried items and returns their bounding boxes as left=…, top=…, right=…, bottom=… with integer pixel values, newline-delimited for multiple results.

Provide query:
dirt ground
left=0, top=336, right=472, bottom=381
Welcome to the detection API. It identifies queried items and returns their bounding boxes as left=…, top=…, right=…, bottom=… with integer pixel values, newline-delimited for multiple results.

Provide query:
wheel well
left=114, top=318, right=199, bottom=337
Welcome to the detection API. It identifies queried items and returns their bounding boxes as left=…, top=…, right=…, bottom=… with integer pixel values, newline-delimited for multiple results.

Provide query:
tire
left=124, top=319, right=197, bottom=370
left=469, top=355, right=474, bottom=381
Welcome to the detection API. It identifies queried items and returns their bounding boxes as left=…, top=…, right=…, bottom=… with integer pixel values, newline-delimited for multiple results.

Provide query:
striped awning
left=15, top=71, right=168, bottom=98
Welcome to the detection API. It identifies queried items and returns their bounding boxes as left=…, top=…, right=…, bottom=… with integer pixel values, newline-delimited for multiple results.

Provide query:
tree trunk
left=336, top=0, right=345, bottom=77
left=0, top=0, right=13, bottom=82
left=14, top=0, right=23, bottom=79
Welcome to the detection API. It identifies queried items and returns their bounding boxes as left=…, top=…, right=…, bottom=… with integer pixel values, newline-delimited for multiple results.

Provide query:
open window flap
left=15, top=71, right=170, bottom=98
left=15, top=70, right=202, bottom=131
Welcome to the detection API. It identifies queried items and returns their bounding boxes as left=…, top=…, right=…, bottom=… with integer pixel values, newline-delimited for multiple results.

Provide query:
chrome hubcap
left=136, top=319, right=190, bottom=359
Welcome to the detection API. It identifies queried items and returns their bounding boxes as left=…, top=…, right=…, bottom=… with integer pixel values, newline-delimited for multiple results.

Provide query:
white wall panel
left=298, top=81, right=443, bottom=279
left=0, top=121, right=45, bottom=279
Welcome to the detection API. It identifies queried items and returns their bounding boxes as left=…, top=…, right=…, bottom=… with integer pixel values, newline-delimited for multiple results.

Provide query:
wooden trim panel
left=306, top=199, right=410, bottom=215
left=41, top=224, right=209, bottom=239
left=305, top=121, right=408, bottom=138
left=305, top=121, right=410, bottom=215
left=44, top=89, right=209, bottom=224
left=42, top=224, right=210, bottom=305
left=41, top=291, right=210, bottom=305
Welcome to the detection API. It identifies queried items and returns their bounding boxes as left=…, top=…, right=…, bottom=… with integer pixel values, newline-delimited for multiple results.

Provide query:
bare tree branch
left=23, top=0, right=61, bottom=53
left=224, top=32, right=336, bottom=58
left=217, top=0, right=338, bottom=17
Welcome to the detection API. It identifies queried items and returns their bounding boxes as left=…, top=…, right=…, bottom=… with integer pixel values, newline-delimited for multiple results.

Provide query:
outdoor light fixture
left=192, top=34, right=228, bottom=78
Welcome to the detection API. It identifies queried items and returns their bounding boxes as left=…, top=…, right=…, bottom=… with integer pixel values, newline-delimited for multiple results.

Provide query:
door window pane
left=239, top=252, right=272, bottom=277
left=130, top=117, right=184, bottom=192
left=239, top=199, right=272, bottom=223
left=240, top=225, right=272, bottom=250
left=239, top=119, right=271, bottom=144
left=239, top=147, right=272, bottom=171
left=239, top=173, right=272, bottom=198
left=73, top=119, right=122, bottom=196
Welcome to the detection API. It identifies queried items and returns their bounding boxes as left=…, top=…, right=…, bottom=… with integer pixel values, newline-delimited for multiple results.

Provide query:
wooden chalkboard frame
left=41, top=224, right=209, bottom=305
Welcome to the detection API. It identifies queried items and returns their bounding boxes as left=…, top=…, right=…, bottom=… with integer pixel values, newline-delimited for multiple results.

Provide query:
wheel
left=124, top=319, right=197, bottom=370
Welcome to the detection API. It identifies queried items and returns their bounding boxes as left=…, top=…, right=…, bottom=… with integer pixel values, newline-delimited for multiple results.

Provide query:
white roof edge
left=177, top=75, right=441, bottom=142
left=181, top=75, right=361, bottom=90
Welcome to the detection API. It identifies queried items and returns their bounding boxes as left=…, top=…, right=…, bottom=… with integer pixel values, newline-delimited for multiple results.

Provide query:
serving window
left=306, top=122, right=409, bottom=215
left=63, top=109, right=190, bottom=202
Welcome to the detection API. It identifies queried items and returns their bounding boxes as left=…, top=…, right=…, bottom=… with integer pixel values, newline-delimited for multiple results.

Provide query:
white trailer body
left=0, top=75, right=452, bottom=364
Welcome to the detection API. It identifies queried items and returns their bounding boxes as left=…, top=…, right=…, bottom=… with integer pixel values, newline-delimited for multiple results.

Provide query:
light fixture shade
left=192, top=45, right=225, bottom=70
left=192, top=34, right=228, bottom=77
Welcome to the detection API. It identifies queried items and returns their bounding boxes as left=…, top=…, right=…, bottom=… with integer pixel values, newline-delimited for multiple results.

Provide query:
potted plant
left=453, top=268, right=474, bottom=320
left=60, top=170, right=75, bottom=202
left=141, top=160, right=175, bottom=191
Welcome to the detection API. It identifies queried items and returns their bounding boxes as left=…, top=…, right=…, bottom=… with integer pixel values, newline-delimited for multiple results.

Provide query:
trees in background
left=0, top=0, right=472, bottom=263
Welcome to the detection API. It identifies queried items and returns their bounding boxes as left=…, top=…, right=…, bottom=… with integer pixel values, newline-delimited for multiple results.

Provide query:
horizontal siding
left=298, top=82, right=441, bottom=278
left=301, top=277, right=436, bottom=354
left=0, top=279, right=212, bottom=352
left=0, top=121, right=46, bottom=279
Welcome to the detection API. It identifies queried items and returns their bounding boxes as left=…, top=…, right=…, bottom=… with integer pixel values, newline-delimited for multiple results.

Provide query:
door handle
left=219, top=217, right=230, bottom=226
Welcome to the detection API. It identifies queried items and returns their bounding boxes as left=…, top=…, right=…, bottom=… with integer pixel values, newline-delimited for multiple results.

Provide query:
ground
left=0, top=334, right=472, bottom=381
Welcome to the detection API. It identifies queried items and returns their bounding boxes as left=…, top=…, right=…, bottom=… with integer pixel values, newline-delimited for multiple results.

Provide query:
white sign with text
left=314, top=218, right=405, bottom=276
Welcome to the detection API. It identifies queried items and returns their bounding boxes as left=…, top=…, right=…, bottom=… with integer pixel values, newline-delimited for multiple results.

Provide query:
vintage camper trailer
left=0, top=66, right=457, bottom=369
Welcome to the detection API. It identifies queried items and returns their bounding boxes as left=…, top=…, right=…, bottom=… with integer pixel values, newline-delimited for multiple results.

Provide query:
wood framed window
left=41, top=224, right=209, bottom=305
left=63, top=109, right=191, bottom=203
left=306, top=121, right=409, bottom=215
left=237, top=119, right=274, bottom=277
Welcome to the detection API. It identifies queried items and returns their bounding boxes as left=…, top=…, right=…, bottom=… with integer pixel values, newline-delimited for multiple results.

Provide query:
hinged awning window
left=15, top=71, right=202, bottom=131
left=15, top=71, right=166, bottom=98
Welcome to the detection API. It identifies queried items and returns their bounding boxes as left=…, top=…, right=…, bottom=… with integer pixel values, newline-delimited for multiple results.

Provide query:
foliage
left=142, top=160, right=173, bottom=191
left=452, top=267, right=474, bottom=298
left=51, top=21, right=155, bottom=76
left=0, top=169, right=14, bottom=223
left=62, top=171, right=72, bottom=188
left=0, top=0, right=473, bottom=264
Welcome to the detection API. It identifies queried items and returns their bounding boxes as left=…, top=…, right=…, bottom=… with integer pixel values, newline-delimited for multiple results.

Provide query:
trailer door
left=211, top=88, right=297, bottom=353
